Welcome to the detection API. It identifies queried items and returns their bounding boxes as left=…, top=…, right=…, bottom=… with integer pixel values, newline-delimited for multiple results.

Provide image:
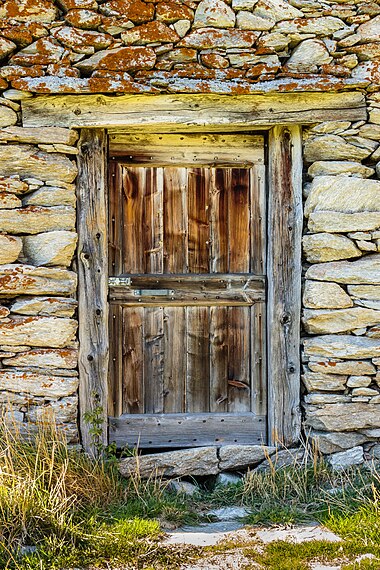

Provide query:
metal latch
left=133, top=289, right=174, bottom=296
left=108, top=277, right=131, bottom=287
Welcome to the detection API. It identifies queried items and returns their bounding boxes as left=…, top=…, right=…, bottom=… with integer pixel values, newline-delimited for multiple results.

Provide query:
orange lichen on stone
left=178, top=28, right=259, bottom=49
left=200, top=52, right=229, bottom=69
left=0, top=78, right=8, bottom=89
left=94, top=46, right=156, bottom=70
left=121, top=21, right=180, bottom=45
left=51, top=26, right=113, bottom=51
left=156, top=1, right=194, bottom=23
left=100, top=0, right=155, bottom=23
left=0, top=0, right=58, bottom=22
left=10, top=38, right=64, bottom=66
left=65, top=9, right=102, bottom=29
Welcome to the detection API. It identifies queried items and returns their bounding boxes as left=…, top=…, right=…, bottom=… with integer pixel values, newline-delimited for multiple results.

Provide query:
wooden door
left=108, top=134, right=267, bottom=448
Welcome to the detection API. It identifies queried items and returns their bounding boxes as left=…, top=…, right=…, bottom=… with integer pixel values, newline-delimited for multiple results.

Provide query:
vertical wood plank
left=122, top=307, right=144, bottom=414
left=209, top=306, right=228, bottom=412
left=186, top=306, right=210, bottom=412
left=144, top=307, right=164, bottom=413
left=144, top=167, right=164, bottom=273
left=163, top=306, right=186, bottom=413
left=251, top=302, right=267, bottom=419
left=267, top=125, right=302, bottom=446
left=250, top=163, right=266, bottom=275
left=188, top=168, right=210, bottom=273
left=108, top=162, right=122, bottom=276
left=77, top=128, right=108, bottom=456
left=163, top=167, right=188, bottom=273
left=228, top=169, right=250, bottom=273
left=227, top=306, right=251, bottom=412
left=210, top=168, right=229, bottom=273
left=122, top=166, right=145, bottom=273
left=108, top=304, right=122, bottom=417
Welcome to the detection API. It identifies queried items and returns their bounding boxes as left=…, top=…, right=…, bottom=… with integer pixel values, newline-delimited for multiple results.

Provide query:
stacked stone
left=301, top=117, right=380, bottom=464
left=0, top=111, right=79, bottom=441
left=0, top=0, right=377, bottom=94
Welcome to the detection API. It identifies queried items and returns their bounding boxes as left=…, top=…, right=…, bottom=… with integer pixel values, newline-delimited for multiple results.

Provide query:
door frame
left=76, top=123, right=303, bottom=455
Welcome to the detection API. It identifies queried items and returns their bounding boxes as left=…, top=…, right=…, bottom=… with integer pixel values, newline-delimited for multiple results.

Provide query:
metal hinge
left=134, top=289, right=174, bottom=296
left=108, top=277, right=131, bottom=287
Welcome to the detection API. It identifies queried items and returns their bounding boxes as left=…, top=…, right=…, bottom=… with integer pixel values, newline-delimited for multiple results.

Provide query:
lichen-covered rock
left=0, top=177, right=28, bottom=194
left=0, top=0, right=58, bottom=22
left=10, top=39, right=65, bottom=66
left=348, top=285, right=380, bottom=301
left=119, top=447, right=219, bottom=478
left=308, top=212, right=380, bottom=233
left=194, top=0, right=236, bottom=29
left=26, top=395, right=78, bottom=423
left=310, top=431, right=368, bottom=455
left=303, top=307, right=380, bottom=334
left=100, top=0, right=154, bottom=22
left=253, top=0, right=303, bottom=22
left=236, top=10, right=274, bottom=30
left=0, top=207, right=76, bottom=235
left=0, top=192, right=22, bottom=209
left=358, top=15, right=380, bottom=41
left=0, top=127, right=78, bottom=146
left=12, top=76, right=158, bottom=94
left=305, top=403, right=380, bottom=432
left=306, top=255, right=380, bottom=285
left=121, top=21, right=179, bottom=45
left=0, top=106, right=17, bottom=128
left=304, top=335, right=380, bottom=359
left=156, top=2, right=194, bottom=24
left=307, top=161, right=375, bottom=179
left=274, top=16, right=347, bottom=35
left=0, top=145, right=77, bottom=183
left=0, top=369, right=78, bottom=397
left=219, top=445, right=276, bottom=471
left=51, top=26, right=113, bottom=52
left=23, top=231, right=77, bottom=266
left=327, top=446, right=364, bottom=470
left=308, top=360, right=376, bottom=376
left=3, top=347, right=77, bottom=369
left=302, top=371, right=347, bottom=392
left=305, top=136, right=373, bottom=162
left=0, top=235, right=22, bottom=264
left=23, top=186, right=76, bottom=207
left=0, top=265, right=77, bottom=296
left=10, top=297, right=77, bottom=318
left=75, top=46, right=156, bottom=73
left=0, top=316, right=77, bottom=348
left=0, top=37, right=16, bottom=61
left=178, top=28, right=258, bottom=48
left=286, top=39, right=331, bottom=73
left=303, top=280, right=352, bottom=309
left=303, top=233, right=361, bottom=262
left=65, top=9, right=102, bottom=30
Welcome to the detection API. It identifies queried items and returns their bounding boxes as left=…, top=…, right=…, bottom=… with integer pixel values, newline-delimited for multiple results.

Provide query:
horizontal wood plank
left=22, top=92, right=366, bottom=131
left=109, top=274, right=265, bottom=305
left=109, top=412, right=267, bottom=448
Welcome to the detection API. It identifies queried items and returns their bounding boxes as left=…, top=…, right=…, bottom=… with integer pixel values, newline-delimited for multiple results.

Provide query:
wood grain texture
left=267, top=125, right=302, bottom=447
left=122, top=307, right=144, bottom=414
left=109, top=412, right=266, bottom=448
left=77, top=128, right=108, bottom=456
left=23, top=93, right=366, bottom=130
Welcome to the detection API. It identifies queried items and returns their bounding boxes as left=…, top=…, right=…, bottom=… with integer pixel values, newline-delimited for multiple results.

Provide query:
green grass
left=3, top=419, right=380, bottom=569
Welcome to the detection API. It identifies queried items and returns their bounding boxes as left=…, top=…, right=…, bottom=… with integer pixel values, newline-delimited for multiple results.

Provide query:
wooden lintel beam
left=22, top=92, right=366, bottom=131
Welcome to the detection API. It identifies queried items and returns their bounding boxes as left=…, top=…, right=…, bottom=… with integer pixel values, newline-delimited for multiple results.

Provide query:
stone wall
left=0, top=0, right=379, bottom=458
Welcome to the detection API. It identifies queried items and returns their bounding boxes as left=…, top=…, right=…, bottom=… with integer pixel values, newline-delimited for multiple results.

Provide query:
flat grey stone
left=206, top=507, right=249, bottom=521
left=255, top=524, right=341, bottom=544
left=166, top=521, right=245, bottom=546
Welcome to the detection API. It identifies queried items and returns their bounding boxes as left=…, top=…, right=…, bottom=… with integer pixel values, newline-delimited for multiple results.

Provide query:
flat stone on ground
left=219, top=445, right=276, bottom=471
left=255, top=524, right=341, bottom=544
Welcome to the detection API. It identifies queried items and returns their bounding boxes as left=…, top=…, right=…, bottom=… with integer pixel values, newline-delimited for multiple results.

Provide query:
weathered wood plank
left=122, top=166, right=145, bottom=273
left=109, top=133, right=264, bottom=166
left=122, top=307, right=144, bottom=414
left=188, top=168, right=210, bottom=273
left=250, top=163, right=266, bottom=275
left=251, top=302, right=267, bottom=419
left=186, top=306, right=210, bottom=412
left=108, top=304, right=122, bottom=417
left=267, top=125, right=302, bottom=446
left=209, top=306, right=228, bottom=413
left=143, top=168, right=163, bottom=273
left=210, top=169, right=229, bottom=273
left=163, top=167, right=187, bottom=274
left=228, top=306, right=251, bottom=412
left=109, top=413, right=266, bottom=448
left=144, top=307, right=164, bottom=413
left=229, top=169, right=250, bottom=273
left=77, top=128, right=108, bottom=456
left=23, top=93, right=367, bottom=130
left=108, top=161, right=122, bottom=276
left=163, top=306, right=186, bottom=413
